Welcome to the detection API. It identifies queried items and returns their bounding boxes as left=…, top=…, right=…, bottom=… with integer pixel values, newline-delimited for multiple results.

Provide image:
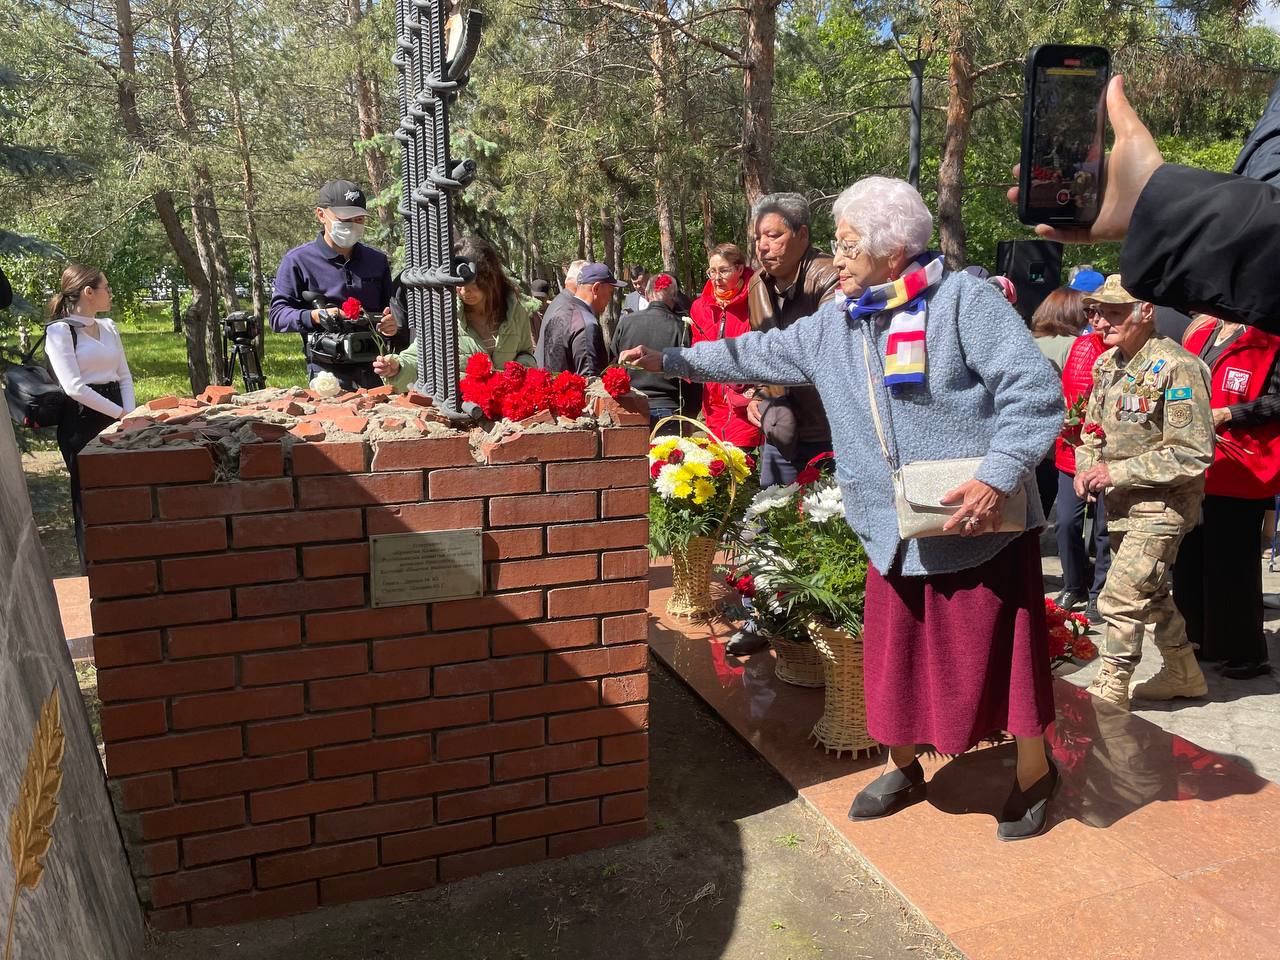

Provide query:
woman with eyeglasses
left=688, top=243, right=761, bottom=449
left=622, top=176, right=1063, bottom=840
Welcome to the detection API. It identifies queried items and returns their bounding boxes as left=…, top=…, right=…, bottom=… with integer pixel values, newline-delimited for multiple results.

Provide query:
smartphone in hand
left=1018, top=45, right=1111, bottom=227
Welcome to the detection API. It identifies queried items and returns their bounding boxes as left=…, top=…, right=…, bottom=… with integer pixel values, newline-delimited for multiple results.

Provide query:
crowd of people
left=22, top=71, right=1280, bottom=843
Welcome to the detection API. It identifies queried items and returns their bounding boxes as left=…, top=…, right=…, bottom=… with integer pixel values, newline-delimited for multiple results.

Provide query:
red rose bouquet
left=1044, top=597, right=1098, bottom=666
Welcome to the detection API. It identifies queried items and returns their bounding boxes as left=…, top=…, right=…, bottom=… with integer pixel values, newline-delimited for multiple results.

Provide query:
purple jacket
left=269, top=234, right=392, bottom=334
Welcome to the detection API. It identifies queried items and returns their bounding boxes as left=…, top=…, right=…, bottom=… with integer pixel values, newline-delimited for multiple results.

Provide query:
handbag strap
left=861, top=330, right=898, bottom=470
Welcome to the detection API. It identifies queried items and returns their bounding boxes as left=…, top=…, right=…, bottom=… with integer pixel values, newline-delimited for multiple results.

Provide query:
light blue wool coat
left=663, top=269, right=1063, bottom=577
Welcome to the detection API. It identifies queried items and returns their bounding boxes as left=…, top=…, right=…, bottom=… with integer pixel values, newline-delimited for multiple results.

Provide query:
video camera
left=223, top=310, right=260, bottom=345
left=301, top=290, right=380, bottom=366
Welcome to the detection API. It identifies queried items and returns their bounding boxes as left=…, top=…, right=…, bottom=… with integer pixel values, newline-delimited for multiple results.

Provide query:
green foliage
left=735, top=479, right=869, bottom=638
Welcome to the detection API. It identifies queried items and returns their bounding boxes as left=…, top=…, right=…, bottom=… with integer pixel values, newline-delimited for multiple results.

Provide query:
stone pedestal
left=81, top=387, right=651, bottom=929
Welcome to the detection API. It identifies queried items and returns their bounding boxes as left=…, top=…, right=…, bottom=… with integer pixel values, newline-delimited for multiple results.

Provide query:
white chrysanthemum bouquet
left=728, top=455, right=868, bottom=637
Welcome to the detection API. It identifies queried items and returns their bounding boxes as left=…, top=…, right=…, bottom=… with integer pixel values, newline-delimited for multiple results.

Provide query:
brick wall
left=82, top=408, right=652, bottom=930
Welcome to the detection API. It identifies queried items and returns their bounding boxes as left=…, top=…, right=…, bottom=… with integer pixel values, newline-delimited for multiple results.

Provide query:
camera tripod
left=220, top=311, right=267, bottom=392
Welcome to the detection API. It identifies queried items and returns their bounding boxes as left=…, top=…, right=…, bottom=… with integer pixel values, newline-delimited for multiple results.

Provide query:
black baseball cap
left=530, top=279, right=550, bottom=299
left=576, top=263, right=626, bottom=288
left=317, top=180, right=368, bottom=218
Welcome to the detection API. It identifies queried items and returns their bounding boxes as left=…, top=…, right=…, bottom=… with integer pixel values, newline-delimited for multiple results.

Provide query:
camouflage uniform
left=1075, top=333, right=1214, bottom=686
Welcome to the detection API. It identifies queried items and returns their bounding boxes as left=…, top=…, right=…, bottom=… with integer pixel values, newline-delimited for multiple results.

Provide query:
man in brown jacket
left=746, top=192, right=841, bottom=482
left=730, top=192, right=841, bottom=655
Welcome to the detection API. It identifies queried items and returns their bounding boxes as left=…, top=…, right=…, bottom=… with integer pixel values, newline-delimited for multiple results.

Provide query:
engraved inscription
left=370, top=529, right=483, bottom=607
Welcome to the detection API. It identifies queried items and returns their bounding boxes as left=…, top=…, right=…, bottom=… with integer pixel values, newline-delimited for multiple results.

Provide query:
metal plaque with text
left=369, top=529, right=483, bottom=608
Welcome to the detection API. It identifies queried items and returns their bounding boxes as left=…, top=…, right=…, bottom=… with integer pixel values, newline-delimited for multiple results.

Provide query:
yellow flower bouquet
left=647, top=433, right=756, bottom=617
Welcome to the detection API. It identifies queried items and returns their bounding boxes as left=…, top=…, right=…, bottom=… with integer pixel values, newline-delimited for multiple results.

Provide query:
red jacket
left=689, top=270, right=763, bottom=449
left=1184, top=316, right=1280, bottom=499
left=1055, top=333, right=1106, bottom=474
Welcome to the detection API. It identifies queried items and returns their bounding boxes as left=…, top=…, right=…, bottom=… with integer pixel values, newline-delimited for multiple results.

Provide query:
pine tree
left=0, top=65, right=81, bottom=258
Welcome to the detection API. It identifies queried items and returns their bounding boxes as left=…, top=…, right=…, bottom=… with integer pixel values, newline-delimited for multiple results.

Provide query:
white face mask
left=328, top=220, right=365, bottom=248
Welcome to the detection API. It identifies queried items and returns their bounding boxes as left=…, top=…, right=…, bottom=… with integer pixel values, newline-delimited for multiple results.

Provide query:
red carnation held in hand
left=601, top=366, right=631, bottom=398
left=341, top=296, right=363, bottom=321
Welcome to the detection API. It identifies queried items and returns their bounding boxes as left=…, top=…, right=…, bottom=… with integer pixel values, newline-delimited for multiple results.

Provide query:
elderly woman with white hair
left=622, top=177, right=1063, bottom=840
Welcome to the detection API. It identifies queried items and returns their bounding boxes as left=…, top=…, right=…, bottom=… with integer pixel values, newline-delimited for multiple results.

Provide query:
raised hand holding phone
left=1009, top=75, right=1164, bottom=244
left=1018, top=45, right=1111, bottom=229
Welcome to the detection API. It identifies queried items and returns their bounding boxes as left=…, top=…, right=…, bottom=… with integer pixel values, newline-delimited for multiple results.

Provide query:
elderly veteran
left=622, top=176, right=1063, bottom=841
left=1074, top=276, right=1214, bottom=709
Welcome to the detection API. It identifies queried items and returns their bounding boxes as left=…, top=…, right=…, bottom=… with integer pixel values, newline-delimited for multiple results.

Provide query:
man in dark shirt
left=611, top=273, right=692, bottom=431
left=269, top=180, right=398, bottom=390
left=536, top=262, right=622, bottom=377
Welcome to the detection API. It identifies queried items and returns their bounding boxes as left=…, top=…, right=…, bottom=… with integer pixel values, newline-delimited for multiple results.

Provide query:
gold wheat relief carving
left=4, top=688, right=65, bottom=960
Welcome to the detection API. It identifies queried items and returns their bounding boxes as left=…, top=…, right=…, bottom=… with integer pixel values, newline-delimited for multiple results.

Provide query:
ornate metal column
left=393, top=0, right=483, bottom=414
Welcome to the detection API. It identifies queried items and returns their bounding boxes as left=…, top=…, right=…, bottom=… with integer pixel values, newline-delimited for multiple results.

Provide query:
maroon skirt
left=862, top=532, right=1055, bottom=755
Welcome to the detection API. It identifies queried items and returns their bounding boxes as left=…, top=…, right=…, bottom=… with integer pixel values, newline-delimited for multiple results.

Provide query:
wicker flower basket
left=771, top=634, right=825, bottom=688
left=666, top=535, right=720, bottom=618
left=808, top=621, right=878, bottom=757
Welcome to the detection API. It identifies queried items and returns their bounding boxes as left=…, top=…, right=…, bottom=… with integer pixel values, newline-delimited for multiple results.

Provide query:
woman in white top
left=45, top=263, right=136, bottom=569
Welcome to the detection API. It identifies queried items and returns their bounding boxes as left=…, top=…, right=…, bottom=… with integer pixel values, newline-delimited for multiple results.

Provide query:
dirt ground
left=144, top=666, right=959, bottom=960
left=22, top=447, right=80, bottom=578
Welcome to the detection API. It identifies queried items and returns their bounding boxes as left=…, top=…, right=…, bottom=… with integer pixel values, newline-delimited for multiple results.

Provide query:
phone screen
left=1022, top=47, right=1110, bottom=225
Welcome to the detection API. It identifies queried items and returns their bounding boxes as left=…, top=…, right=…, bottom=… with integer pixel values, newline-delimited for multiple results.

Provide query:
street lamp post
left=890, top=28, right=931, bottom=191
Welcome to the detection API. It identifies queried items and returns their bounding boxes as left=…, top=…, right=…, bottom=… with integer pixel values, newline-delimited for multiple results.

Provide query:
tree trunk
left=168, top=8, right=237, bottom=383
left=113, top=0, right=210, bottom=391
left=652, top=4, right=679, bottom=273
left=575, top=208, right=587, bottom=259
left=937, top=16, right=975, bottom=268
left=701, top=187, right=716, bottom=255
left=225, top=12, right=267, bottom=323
left=347, top=0, right=392, bottom=236
left=741, top=0, right=777, bottom=213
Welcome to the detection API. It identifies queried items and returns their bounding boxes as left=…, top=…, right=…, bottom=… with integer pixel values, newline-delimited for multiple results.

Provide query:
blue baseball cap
left=576, top=263, right=626, bottom=288
left=1068, top=269, right=1105, bottom=293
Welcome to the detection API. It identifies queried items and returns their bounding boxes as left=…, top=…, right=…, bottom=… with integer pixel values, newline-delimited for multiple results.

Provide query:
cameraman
left=269, top=180, right=398, bottom=389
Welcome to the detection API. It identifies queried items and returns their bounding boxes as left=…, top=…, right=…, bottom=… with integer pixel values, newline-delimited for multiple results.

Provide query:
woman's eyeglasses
left=706, top=266, right=740, bottom=278
left=830, top=239, right=862, bottom=259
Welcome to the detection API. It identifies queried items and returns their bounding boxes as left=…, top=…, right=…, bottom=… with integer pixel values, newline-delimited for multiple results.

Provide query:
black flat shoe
left=725, top=628, right=770, bottom=657
left=1220, top=661, right=1271, bottom=680
left=848, top=758, right=926, bottom=821
left=997, top=761, right=1059, bottom=842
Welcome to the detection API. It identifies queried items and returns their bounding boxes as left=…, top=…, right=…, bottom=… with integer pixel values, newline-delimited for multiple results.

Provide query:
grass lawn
left=119, top=303, right=309, bottom=405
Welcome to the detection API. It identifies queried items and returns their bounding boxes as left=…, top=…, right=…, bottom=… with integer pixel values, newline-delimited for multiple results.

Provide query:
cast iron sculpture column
left=394, top=0, right=483, bottom=414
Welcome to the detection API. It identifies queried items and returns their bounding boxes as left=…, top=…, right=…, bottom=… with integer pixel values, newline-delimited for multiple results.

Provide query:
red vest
left=1183, top=316, right=1280, bottom=499
left=1055, top=333, right=1106, bottom=474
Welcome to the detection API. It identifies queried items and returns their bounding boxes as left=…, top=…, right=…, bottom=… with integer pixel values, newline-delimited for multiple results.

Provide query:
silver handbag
left=861, top=333, right=1026, bottom=539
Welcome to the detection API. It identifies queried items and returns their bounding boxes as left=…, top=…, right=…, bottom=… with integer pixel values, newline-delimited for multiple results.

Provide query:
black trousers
left=1055, top=469, right=1112, bottom=599
left=57, top=382, right=121, bottom=573
left=759, top=440, right=830, bottom=487
left=1173, top=494, right=1270, bottom=666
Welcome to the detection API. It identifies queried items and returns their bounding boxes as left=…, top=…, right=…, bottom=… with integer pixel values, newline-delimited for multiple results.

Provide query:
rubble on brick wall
left=89, top=382, right=649, bottom=476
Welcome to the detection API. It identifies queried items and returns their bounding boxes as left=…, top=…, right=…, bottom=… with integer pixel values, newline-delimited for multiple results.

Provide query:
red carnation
left=504, top=362, right=527, bottom=387
left=795, top=466, right=821, bottom=486
left=708, top=458, right=726, bottom=477
left=465, top=353, right=494, bottom=379
left=650, top=461, right=664, bottom=479
left=602, top=366, right=631, bottom=398
left=341, top=296, right=363, bottom=320
left=744, top=455, right=756, bottom=470
left=667, top=448, right=684, bottom=464
left=735, top=575, right=756, bottom=598
left=653, top=274, right=674, bottom=293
